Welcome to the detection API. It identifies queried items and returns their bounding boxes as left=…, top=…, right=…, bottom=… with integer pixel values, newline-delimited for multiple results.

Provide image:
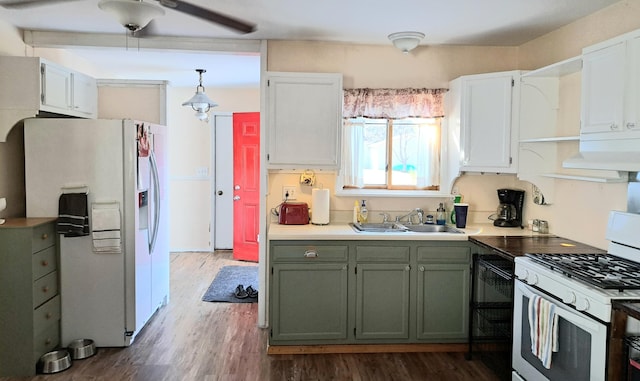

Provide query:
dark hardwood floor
left=5, top=251, right=501, bottom=381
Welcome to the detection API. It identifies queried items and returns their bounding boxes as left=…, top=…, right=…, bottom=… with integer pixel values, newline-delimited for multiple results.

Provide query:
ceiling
left=0, top=0, right=621, bottom=87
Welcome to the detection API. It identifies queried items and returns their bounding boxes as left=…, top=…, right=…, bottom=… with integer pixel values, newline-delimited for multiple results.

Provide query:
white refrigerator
left=24, top=118, right=169, bottom=347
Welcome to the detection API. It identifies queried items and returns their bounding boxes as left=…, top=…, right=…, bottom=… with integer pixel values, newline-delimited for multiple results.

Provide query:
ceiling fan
left=0, top=0, right=256, bottom=34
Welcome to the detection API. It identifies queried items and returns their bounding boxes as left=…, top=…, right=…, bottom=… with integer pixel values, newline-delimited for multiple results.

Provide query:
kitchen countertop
left=268, top=222, right=549, bottom=241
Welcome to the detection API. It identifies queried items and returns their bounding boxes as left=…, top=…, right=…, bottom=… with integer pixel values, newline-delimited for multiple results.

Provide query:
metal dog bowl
left=37, top=349, right=71, bottom=374
left=67, top=338, right=96, bottom=360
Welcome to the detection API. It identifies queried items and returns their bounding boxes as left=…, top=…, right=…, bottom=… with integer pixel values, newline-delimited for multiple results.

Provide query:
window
left=342, top=117, right=441, bottom=190
left=339, top=88, right=447, bottom=196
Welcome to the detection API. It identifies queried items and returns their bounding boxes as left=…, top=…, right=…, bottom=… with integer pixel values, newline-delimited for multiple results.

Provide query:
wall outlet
left=282, top=186, right=296, bottom=200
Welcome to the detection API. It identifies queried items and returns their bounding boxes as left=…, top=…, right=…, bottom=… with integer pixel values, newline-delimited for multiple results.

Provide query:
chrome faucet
left=395, top=208, right=425, bottom=225
left=379, top=213, right=390, bottom=223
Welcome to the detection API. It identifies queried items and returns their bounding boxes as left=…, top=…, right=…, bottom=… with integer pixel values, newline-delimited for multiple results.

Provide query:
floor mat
left=202, top=265, right=259, bottom=303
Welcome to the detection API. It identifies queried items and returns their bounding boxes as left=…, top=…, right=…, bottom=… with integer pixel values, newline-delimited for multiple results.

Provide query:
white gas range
left=512, top=211, right=640, bottom=381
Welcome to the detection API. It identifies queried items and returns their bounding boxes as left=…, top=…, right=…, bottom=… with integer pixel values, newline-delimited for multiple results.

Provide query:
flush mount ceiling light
left=182, top=69, right=219, bottom=123
left=388, top=31, right=425, bottom=54
left=98, top=0, right=165, bottom=32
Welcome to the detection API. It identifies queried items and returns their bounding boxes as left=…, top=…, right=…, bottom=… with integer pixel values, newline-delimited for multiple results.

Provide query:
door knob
left=217, top=190, right=223, bottom=195
left=233, top=196, right=240, bottom=201
left=234, top=185, right=241, bottom=190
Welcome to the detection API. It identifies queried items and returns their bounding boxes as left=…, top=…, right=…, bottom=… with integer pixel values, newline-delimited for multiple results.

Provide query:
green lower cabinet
left=269, top=241, right=471, bottom=345
left=271, top=262, right=349, bottom=343
left=416, top=247, right=470, bottom=342
left=355, top=263, right=411, bottom=340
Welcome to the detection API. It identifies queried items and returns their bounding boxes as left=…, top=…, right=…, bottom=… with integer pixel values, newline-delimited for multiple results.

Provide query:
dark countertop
left=470, top=235, right=607, bottom=261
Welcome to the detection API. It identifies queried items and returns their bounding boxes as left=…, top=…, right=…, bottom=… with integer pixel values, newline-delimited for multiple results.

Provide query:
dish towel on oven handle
left=528, top=293, right=559, bottom=369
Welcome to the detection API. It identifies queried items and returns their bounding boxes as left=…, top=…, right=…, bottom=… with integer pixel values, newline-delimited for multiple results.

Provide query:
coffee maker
left=493, top=188, right=525, bottom=228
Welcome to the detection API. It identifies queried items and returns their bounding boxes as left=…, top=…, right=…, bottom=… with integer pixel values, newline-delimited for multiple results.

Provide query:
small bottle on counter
left=359, top=200, right=368, bottom=223
left=436, top=203, right=446, bottom=225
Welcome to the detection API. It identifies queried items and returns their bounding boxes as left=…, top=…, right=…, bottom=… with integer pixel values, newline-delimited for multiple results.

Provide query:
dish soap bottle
left=359, top=200, right=368, bottom=223
left=436, top=203, right=446, bottom=225
left=353, top=201, right=360, bottom=224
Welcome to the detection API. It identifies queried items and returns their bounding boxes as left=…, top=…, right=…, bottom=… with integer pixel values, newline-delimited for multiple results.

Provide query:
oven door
left=512, top=280, right=608, bottom=381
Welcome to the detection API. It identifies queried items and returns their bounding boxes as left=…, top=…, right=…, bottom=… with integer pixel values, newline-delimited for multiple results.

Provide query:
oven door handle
left=515, top=280, right=604, bottom=332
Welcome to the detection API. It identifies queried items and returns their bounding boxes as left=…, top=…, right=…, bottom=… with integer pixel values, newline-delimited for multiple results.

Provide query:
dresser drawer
left=31, top=223, right=55, bottom=253
left=32, top=271, right=58, bottom=308
left=33, top=295, right=60, bottom=337
left=32, top=323, right=59, bottom=365
left=32, top=246, right=57, bottom=281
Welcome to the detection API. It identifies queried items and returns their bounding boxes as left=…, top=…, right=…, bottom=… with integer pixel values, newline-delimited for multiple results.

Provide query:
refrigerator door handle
left=149, top=149, right=161, bottom=253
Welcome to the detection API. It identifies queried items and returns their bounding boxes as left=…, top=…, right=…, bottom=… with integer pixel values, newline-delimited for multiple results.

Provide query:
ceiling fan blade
left=0, top=0, right=82, bottom=8
left=158, top=0, right=255, bottom=34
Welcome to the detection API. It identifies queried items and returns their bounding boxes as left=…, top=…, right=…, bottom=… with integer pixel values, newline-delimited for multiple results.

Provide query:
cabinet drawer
left=32, top=246, right=57, bottom=281
left=33, top=295, right=60, bottom=337
left=417, top=246, right=470, bottom=263
left=33, top=323, right=59, bottom=365
left=272, top=245, right=348, bottom=262
left=32, top=271, right=58, bottom=308
left=355, top=246, right=410, bottom=262
left=32, top=223, right=55, bottom=253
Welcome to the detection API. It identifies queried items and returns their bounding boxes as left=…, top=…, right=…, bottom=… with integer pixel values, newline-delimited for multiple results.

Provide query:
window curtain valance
left=343, top=88, right=447, bottom=119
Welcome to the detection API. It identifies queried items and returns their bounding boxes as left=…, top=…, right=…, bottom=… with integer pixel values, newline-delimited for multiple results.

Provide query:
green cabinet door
left=354, top=244, right=411, bottom=341
left=271, top=262, right=348, bottom=343
left=355, top=263, right=411, bottom=340
left=416, top=246, right=470, bottom=341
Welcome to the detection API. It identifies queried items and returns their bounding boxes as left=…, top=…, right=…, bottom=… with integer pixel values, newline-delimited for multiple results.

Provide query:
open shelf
left=519, top=136, right=579, bottom=143
left=521, top=56, right=582, bottom=78
left=541, top=173, right=627, bottom=183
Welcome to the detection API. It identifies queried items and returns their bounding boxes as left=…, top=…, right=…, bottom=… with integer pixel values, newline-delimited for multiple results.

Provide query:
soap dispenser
left=359, top=200, right=368, bottom=223
left=436, top=203, right=446, bottom=225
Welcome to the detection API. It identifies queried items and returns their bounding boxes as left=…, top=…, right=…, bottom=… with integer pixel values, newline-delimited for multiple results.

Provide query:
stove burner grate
left=525, top=253, right=640, bottom=291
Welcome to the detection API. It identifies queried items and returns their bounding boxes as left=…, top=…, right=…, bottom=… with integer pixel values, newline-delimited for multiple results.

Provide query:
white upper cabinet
left=0, top=56, right=97, bottom=141
left=581, top=31, right=640, bottom=147
left=265, top=72, right=342, bottom=170
left=39, top=59, right=97, bottom=118
left=447, top=71, right=520, bottom=174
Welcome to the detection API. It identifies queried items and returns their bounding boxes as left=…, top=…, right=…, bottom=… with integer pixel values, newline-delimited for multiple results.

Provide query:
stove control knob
left=576, top=297, right=590, bottom=312
left=562, top=291, right=576, bottom=304
left=526, top=274, right=539, bottom=286
left=516, top=269, right=529, bottom=281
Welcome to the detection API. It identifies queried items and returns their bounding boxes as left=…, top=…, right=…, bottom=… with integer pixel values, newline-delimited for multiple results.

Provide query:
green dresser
left=0, top=218, right=60, bottom=376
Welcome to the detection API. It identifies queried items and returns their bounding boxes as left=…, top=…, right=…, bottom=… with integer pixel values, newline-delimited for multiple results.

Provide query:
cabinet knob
left=42, top=286, right=49, bottom=293
left=45, top=338, right=52, bottom=345
left=419, top=266, right=425, bottom=272
left=45, top=312, right=52, bottom=319
left=41, top=260, right=48, bottom=267
left=303, top=250, right=318, bottom=258
left=405, top=265, right=411, bottom=271
left=41, top=233, right=48, bottom=240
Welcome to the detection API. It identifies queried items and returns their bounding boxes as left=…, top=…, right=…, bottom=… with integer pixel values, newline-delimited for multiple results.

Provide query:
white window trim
left=335, top=117, right=458, bottom=198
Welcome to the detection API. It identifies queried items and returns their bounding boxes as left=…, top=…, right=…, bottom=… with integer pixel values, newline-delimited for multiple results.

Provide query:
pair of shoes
left=246, top=285, right=258, bottom=298
left=234, top=284, right=249, bottom=299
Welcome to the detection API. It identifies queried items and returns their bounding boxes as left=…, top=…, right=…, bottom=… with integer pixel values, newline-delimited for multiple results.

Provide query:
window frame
left=336, top=116, right=454, bottom=198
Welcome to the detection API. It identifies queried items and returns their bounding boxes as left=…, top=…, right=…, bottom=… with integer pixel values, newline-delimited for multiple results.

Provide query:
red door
left=233, top=112, right=260, bottom=262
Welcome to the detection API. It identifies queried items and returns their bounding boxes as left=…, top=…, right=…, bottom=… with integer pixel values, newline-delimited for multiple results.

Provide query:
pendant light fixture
left=182, top=69, right=218, bottom=122
left=98, top=0, right=165, bottom=32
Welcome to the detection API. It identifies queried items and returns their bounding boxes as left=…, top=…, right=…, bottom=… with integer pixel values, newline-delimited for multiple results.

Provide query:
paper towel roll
left=311, top=188, right=330, bottom=225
